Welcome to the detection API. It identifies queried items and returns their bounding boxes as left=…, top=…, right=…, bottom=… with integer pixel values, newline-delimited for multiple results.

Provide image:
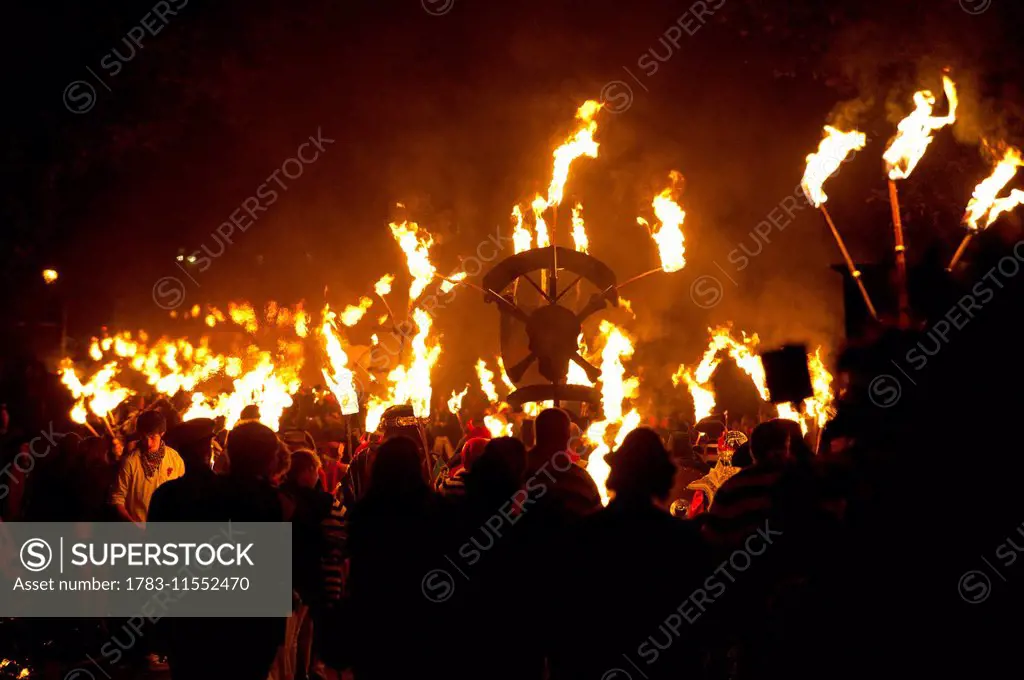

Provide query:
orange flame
left=547, top=100, right=602, bottom=207
left=475, top=358, right=500, bottom=405
left=340, top=296, right=374, bottom=327
left=884, top=75, right=958, bottom=180
left=801, top=126, right=867, bottom=207
left=531, top=195, right=550, bottom=248
left=389, top=221, right=436, bottom=302
left=319, top=304, right=360, bottom=415
left=584, top=321, right=640, bottom=504
left=640, top=171, right=687, bottom=273
left=511, top=205, right=532, bottom=254
left=374, top=274, right=395, bottom=298
left=571, top=202, right=589, bottom=253
left=965, top=147, right=1024, bottom=231
left=447, top=385, right=469, bottom=414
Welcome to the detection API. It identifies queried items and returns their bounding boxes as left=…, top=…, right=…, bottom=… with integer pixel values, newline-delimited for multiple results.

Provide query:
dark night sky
left=3, top=0, right=1024, bottom=394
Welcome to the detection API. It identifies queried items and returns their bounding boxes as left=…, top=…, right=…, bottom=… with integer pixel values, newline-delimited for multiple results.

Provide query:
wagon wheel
left=482, top=245, right=620, bottom=409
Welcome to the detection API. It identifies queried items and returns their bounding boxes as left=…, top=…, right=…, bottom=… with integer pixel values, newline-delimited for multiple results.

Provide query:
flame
left=401, top=308, right=441, bottom=418
left=319, top=305, right=360, bottom=416
left=531, top=195, right=550, bottom=248
left=801, top=126, right=867, bottom=207
left=228, top=302, right=259, bottom=334
left=571, top=202, right=589, bottom=253
left=584, top=321, right=640, bottom=505
left=884, top=75, right=958, bottom=180
left=375, top=274, right=395, bottom=297
left=59, top=361, right=135, bottom=423
left=483, top=413, right=514, bottom=437
left=448, top=385, right=469, bottom=414
left=294, top=307, right=310, bottom=337
left=641, top=171, right=687, bottom=273
left=496, top=356, right=517, bottom=393
left=566, top=333, right=594, bottom=386
left=965, top=147, right=1024, bottom=231
left=618, top=297, right=634, bottom=317
left=365, top=396, right=388, bottom=433
left=676, top=327, right=834, bottom=433
left=673, top=365, right=717, bottom=422
left=340, top=296, right=374, bottom=327
left=547, top=99, right=602, bottom=207
left=440, top=271, right=467, bottom=294
left=89, top=339, right=103, bottom=362
left=42, top=269, right=58, bottom=284
left=511, top=205, right=532, bottom=254
left=389, top=221, right=436, bottom=302
left=475, top=358, right=500, bottom=404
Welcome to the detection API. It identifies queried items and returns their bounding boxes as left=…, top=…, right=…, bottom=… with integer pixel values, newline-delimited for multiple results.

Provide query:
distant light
left=42, top=269, right=59, bottom=284
left=186, top=255, right=197, bottom=263
left=176, top=255, right=185, bottom=262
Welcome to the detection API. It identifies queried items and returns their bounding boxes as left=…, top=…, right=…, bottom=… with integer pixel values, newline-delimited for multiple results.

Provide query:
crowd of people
left=2, top=241, right=1024, bottom=679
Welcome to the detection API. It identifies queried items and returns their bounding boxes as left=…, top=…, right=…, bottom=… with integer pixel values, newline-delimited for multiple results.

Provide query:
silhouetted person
left=23, top=431, right=80, bottom=520
left=340, top=404, right=426, bottom=511
left=525, top=407, right=601, bottom=521
left=165, top=422, right=286, bottom=680
left=67, top=436, right=117, bottom=520
left=147, top=418, right=218, bottom=522
left=449, top=436, right=541, bottom=680
left=549, top=427, right=710, bottom=680
left=347, top=435, right=450, bottom=679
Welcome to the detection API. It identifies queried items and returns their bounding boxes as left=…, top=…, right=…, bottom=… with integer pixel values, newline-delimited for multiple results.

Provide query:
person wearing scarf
left=110, top=410, right=184, bottom=525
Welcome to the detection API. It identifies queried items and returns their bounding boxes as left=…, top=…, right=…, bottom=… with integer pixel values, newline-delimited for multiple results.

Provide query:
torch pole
left=887, top=179, right=911, bottom=328
left=947, top=233, right=974, bottom=272
left=614, top=267, right=665, bottom=292
left=551, top=204, right=559, bottom=300
left=83, top=421, right=100, bottom=437
left=820, top=205, right=878, bottom=320
left=100, top=416, right=115, bottom=438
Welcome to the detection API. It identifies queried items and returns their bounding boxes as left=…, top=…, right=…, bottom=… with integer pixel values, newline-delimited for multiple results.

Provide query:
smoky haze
left=5, top=0, right=1024, bottom=412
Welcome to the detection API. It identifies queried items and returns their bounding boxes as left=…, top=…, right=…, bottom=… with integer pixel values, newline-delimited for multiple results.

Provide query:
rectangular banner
left=0, top=522, right=292, bottom=617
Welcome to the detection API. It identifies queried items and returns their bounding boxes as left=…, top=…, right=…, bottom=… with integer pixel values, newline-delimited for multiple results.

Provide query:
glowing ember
left=511, top=205, right=532, bottom=254
left=389, top=221, right=436, bottom=302
left=571, top=202, right=589, bottom=253
left=884, top=75, right=958, bottom=180
left=447, top=385, right=469, bottom=414
left=640, top=171, right=687, bottom=273
left=801, top=126, right=867, bottom=207
left=964, top=147, right=1024, bottom=231
left=340, top=296, right=374, bottom=327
